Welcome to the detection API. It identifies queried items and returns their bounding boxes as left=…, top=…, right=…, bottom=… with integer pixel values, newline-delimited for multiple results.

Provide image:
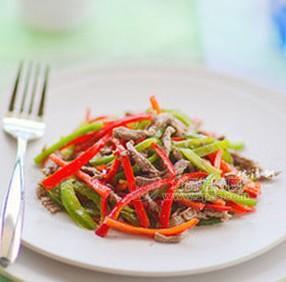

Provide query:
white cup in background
left=18, top=0, right=92, bottom=32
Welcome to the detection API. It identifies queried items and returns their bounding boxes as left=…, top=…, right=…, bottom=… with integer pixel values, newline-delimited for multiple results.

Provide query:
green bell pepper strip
left=60, top=180, right=97, bottom=230
left=200, top=173, right=221, bottom=201
left=215, top=189, right=257, bottom=207
left=173, top=191, right=203, bottom=201
left=71, top=180, right=101, bottom=206
left=162, top=109, right=193, bottom=127
left=192, top=141, right=228, bottom=156
left=47, top=189, right=63, bottom=207
left=222, top=149, right=233, bottom=164
left=128, top=120, right=151, bottom=130
left=72, top=179, right=138, bottom=225
left=173, top=137, right=214, bottom=148
left=90, top=137, right=158, bottom=166
left=34, top=122, right=103, bottom=164
left=199, top=173, right=256, bottom=206
left=179, top=148, right=221, bottom=174
left=224, top=140, right=245, bottom=151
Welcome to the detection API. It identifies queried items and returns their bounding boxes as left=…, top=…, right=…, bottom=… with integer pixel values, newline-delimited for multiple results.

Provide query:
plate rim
left=20, top=65, right=286, bottom=277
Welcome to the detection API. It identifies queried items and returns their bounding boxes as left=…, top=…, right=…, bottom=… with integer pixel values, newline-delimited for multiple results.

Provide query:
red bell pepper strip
left=150, top=95, right=161, bottom=114
left=227, top=201, right=255, bottom=214
left=177, top=199, right=205, bottom=211
left=220, top=160, right=234, bottom=174
left=159, top=172, right=208, bottom=228
left=204, top=203, right=232, bottom=212
left=100, top=194, right=109, bottom=221
left=151, top=143, right=177, bottom=228
left=212, top=199, right=226, bottom=206
left=72, top=113, right=154, bottom=151
left=95, top=176, right=174, bottom=237
left=104, top=158, right=121, bottom=182
left=208, top=150, right=223, bottom=169
left=67, top=114, right=153, bottom=151
left=105, top=217, right=199, bottom=237
left=159, top=180, right=176, bottom=228
left=152, top=143, right=176, bottom=176
left=49, top=154, right=111, bottom=198
left=117, top=144, right=150, bottom=227
left=243, top=182, right=261, bottom=198
left=172, top=136, right=185, bottom=142
left=225, top=174, right=241, bottom=186
left=42, top=134, right=110, bottom=190
left=65, top=132, right=95, bottom=149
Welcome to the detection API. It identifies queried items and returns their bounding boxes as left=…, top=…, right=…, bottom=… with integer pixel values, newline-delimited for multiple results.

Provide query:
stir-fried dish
left=35, top=96, right=278, bottom=243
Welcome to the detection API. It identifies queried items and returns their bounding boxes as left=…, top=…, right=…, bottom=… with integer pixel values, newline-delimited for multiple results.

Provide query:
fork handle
left=0, top=137, right=27, bottom=267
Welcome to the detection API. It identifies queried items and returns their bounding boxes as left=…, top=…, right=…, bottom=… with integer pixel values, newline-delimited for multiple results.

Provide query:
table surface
left=0, top=0, right=286, bottom=281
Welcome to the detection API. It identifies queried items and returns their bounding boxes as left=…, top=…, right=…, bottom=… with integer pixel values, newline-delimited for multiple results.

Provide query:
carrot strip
left=220, top=160, right=234, bottom=174
left=150, top=95, right=161, bottom=114
left=105, top=217, right=199, bottom=237
left=204, top=203, right=232, bottom=211
left=177, top=199, right=205, bottom=211
left=227, top=201, right=255, bottom=214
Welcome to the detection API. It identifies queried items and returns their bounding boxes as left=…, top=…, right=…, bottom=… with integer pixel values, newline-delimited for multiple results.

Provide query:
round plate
left=0, top=67, right=285, bottom=277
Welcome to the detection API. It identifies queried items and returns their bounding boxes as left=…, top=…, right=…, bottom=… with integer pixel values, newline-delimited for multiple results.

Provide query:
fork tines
left=8, top=62, right=49, bottom=118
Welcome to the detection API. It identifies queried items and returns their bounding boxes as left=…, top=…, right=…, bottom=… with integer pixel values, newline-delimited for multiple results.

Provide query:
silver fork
left=0, top=62, right=49, bottom=267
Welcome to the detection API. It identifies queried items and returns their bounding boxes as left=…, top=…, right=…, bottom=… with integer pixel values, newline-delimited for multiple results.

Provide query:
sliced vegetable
left=34, top=122, right=103, bottom=164
left=179, top=148, right=221, bottom=174
left=60, top=180, right=96, bottom=230
left=90, top=137, right=158, bottom=166
left=42, top=134, right=110, bottom=190
left=163, top=109, right=193, bottom=127
left=117, top=144, right=150, bottom=227
left=105, top=217, right=199, bottom=237
left=150, top=95, right=161, bottom=114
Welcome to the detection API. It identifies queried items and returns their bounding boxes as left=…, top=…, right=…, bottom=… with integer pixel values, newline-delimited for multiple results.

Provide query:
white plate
left=0, top=66, right=285, bottom=277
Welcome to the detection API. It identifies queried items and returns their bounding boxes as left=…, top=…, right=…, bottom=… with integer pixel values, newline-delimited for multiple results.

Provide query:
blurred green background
left=0, top=0, right=286, bottom=92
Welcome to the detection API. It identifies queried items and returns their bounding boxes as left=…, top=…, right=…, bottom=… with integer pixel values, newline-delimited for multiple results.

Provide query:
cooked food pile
left=35, top=96, right=278, bottom=243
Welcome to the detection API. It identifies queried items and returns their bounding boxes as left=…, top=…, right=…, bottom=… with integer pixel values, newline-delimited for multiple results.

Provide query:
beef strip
left=112, top=126, right=150, bottom=141
left=126, top=141, right=160, bottom=177
left=154, top=232, right=184, bottom=243
left=36, top=186, right=61, bottom=214
left=143, top=193, right=161, bottom=214
left=169, top=208, right=196, bottom=227
left=180, top=180, right=204, bottom=193
left=80, top=166, right=104, bottom=178
left=162, top=126, right=176, bottom=155
left=99, top=146, right=113, bottom=156
left=148, top=113, right=187, bottom=136
left=232, top=153, right=261, bottom=173
left=135, top=176, right=161, bottom=186
left=174, top=159, right=189, bottom=175
left=41, top=159, right=58, bottom=176
left=232, top=153, right=279, bottom=181
left=252, top=168, right=280, bottom=181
